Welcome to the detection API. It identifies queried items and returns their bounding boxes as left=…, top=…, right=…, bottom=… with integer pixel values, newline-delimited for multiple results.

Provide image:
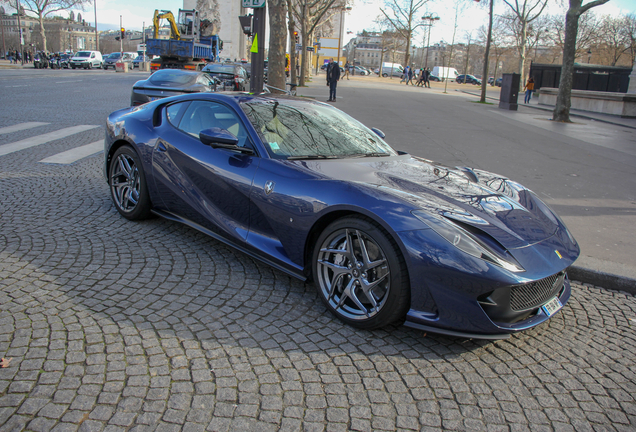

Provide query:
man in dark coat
left=326, top=59, right=340, bottom=102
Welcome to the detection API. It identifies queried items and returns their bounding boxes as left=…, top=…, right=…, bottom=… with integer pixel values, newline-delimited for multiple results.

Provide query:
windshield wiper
left=286, top=155, right=341, bottom=160
left=349, top=152, right=390, bottom=158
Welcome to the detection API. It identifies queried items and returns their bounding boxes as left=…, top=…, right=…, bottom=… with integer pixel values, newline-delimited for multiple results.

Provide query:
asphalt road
left=297, top=75, right=636, bottom=286
left=0, top=68, right=634, bottom=431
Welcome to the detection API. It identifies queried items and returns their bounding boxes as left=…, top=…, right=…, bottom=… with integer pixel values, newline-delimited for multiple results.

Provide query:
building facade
left=1, top=11, right=97, bottom=54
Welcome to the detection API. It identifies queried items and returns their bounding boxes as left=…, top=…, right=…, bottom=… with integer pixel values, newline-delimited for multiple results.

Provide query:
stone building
left=1, top=10, right=97, bottom=54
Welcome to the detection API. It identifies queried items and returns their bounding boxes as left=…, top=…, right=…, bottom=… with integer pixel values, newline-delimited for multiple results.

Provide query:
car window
left=166, top=102, right=189, bottom=127
left=177, top=101, right=250, bottom=148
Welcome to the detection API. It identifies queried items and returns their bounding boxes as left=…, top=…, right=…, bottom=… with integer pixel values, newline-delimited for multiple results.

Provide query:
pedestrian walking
left=343, top=61, right=350, bottom=80
left=326, top=59, right=340, bottom=102
left=425, top=68, right=431, bottom=88
left=400, top=65, right=409, bottom=83
left=524, top=77, right=535, bottom=103
left=407, top=67, right=414, bottom=85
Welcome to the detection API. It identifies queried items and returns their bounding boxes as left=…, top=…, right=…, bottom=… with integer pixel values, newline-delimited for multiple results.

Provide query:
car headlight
left=412, top=210, right=525, bottom=273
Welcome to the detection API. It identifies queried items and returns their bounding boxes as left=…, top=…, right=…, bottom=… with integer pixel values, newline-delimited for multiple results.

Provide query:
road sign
left=242, top=0, right=266, bottom=8
left=295, top=43, right=302, bottom=51
left=306, top=46, right=314, bottom=52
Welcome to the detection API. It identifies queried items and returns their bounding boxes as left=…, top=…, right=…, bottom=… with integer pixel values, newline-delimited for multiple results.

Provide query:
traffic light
left=294, top=31, right=299, bottom=44
left=120, top=28, right=126, bottom=40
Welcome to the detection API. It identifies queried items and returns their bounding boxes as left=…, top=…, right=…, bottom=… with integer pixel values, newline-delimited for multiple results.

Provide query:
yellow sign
left=251, top=34, right=258, bottom=53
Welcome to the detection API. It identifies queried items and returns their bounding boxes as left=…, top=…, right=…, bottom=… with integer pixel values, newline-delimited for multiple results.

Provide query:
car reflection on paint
left=105, top=93, right=579, bottom=339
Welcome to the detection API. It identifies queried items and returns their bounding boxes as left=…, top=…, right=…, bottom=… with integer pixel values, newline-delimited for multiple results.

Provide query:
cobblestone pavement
left=1, top=71, right=635, bottom=431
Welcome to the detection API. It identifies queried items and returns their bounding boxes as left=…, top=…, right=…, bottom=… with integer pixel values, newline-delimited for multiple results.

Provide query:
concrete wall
left=538, top=88, right=636, bottom=118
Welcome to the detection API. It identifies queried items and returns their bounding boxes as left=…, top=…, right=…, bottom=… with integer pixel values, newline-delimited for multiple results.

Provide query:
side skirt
left=151, top=209, right=307, bottom=282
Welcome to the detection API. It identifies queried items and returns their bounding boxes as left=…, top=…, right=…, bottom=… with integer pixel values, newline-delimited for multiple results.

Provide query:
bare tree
left=549, top=9, right=601, bottom=63
left=2, top=0, right=91, bottom=52
left=553, top=0, right=610, bottom=123
left=380, top=0, right=429, bottom=67
left=596, top=14, right=632, bottom=66
left=288, top=0, right=340, bottom=86
left=502, top=0, right=549, bottom=86
left=268, top=0, right=287, bottom=93
left=626, top=13, right=636, bottom=64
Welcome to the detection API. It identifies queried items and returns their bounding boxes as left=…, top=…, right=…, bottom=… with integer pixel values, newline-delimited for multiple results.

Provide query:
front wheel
left=312, top=217, right=410, bottom=329
left=382, top=73, right=388, bottom=77
left=109, top=146, right=152, bottom=220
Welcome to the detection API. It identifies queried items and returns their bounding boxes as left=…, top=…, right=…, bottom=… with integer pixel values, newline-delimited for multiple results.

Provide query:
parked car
left=69, top=50, right=103, bottom=69
left=456, top=74, right=482, bottom=85
left=354, top=66, right=370, bottom=75
left=377, top=66, right=404, bottom=78
left=103, top=52, right=136, bottom=70
left=494, top=77, right=503, bottom=87
left=202, top=63, right=249, bottom=91
left=429, top=74, right=441, bottom=82
left=130, top=69, right=219, bottom=106
left=132, top=54, right=150, bottom=68
left=104, top=93, right=579, bottom=338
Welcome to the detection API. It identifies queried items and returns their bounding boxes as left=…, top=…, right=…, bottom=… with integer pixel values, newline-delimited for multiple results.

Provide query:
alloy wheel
left=110, top=153, right=141, bottom=214
left=316, top=228, right=391, bottom=321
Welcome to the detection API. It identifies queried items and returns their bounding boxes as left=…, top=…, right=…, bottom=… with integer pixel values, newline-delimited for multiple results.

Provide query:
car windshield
left=76, top=52, right=90, bottom=57
left=203, top=64, right=235, bottom=74
left=148, top=70, right=197, bottom=86
left=108, top=53, right=121, bottom=59
left=241, top=99, right=396, bottom=159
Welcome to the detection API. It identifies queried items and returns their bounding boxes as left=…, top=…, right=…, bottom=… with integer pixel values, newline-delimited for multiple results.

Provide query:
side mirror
left=199, top=127, right=239, bottom=148
left=371, top=128, right=385, bottom=139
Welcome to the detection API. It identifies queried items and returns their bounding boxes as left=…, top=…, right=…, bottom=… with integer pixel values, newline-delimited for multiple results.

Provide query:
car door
left=151, top=99, right=260, bottom=243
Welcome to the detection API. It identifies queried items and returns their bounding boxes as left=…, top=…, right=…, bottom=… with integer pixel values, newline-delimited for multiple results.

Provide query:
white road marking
left=0, top=125, right=99, bottom=157
left=0, top=122, right=49, bottom=134
left=39, top=140, right=103, bottom=164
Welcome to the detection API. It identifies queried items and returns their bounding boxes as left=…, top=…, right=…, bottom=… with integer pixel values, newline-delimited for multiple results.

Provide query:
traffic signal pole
left=249, top=3, right=266, bottom=94
left=119, top=15, right=123, bottom=54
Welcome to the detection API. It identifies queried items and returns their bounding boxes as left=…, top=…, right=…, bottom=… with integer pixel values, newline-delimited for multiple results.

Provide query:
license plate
left=541, top=297, right=563, bottom=317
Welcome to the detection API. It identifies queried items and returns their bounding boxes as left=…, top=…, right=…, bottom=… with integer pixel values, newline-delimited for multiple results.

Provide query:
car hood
left=301, top=155, right=562, bottom=249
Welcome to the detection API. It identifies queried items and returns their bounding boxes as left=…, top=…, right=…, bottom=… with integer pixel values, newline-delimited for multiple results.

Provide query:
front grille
left=510, top=272, right=565, bottom=311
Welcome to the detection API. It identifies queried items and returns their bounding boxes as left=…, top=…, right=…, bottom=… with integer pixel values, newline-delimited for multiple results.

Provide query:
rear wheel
left=109, top=146, right=152, bottom=220
left=382, top=73, right=388, bottom=77
left=312, top=217, right=410, bottom=329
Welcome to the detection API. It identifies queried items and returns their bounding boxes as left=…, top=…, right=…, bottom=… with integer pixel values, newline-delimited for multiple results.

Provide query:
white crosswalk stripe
left=0, top=125, right=99, bottom=157
left=0, top=122, right=49, bottom=134
left=39, top=140, right=104, bottom=165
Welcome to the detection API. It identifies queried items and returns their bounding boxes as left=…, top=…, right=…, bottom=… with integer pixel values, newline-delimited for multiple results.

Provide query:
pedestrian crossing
left=0, top=122, right=102, bottom=164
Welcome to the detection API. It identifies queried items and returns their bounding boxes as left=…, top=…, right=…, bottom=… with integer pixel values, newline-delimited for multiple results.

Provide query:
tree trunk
left=287, top=4, right=298, bottom=85
left=518, top=20, right=528, bottom=88
left=268, top=0, right=287, bottom=93
left=38, top=14, right=47, bottom=53
left=553, top=5, right=580, bottom=122
left=479, top=0, right=493, bottom=102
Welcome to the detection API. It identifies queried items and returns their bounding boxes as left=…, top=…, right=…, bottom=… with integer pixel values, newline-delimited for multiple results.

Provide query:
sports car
left=104, top=93, right=579, bottom=339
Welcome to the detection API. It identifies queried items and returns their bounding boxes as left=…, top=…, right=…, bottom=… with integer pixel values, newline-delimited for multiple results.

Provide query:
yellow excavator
left=153, top=9, right=201, bottom=41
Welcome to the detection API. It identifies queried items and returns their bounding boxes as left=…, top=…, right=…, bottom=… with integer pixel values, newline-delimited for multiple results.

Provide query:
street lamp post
left=421, top=15, right=439, bottom=71
left=16, top=0, right=24, bottom=65
left=94, top=0, right=98, bottom=52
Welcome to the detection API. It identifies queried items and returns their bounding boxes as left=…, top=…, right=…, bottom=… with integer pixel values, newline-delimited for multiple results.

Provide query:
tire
left=109, top=146, right=152, bottom=221
left=312, top=216, right=410, bottom=329
left=382, top=73, right=388, bottom=77
left=88, top=62, right=92, bottom=69
left=71, top=65, right=75, bottom=69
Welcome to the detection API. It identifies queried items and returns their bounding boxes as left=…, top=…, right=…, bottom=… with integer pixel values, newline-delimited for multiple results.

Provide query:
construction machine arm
left=153, top=10, right=181, bottom=40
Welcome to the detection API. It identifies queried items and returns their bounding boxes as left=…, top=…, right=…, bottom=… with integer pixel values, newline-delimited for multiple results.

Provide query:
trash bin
left=499, top=73, right=520, bottom=110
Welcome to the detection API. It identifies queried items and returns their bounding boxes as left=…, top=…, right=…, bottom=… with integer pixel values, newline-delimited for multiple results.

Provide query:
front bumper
left=397, top=227, right=579, bottom=338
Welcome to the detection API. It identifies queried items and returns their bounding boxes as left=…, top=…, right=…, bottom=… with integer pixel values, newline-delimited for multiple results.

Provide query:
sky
left=7, top=0, right=636, bottom=45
